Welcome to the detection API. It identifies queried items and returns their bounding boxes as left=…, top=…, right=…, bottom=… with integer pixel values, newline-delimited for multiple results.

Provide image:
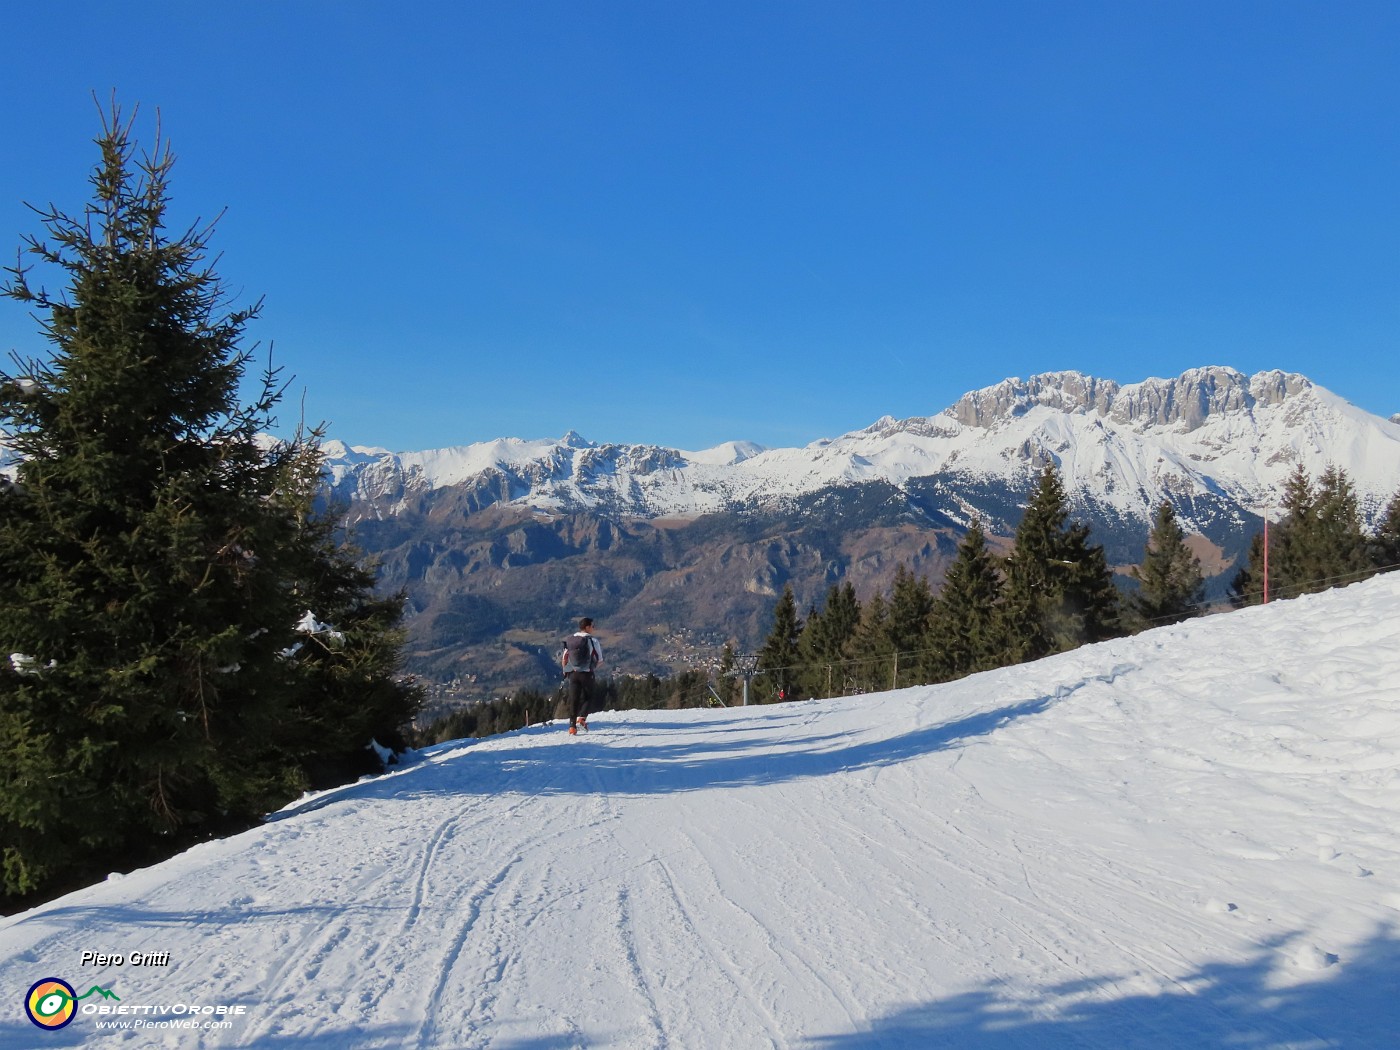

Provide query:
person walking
left=562, top=617, right=603, bottom=734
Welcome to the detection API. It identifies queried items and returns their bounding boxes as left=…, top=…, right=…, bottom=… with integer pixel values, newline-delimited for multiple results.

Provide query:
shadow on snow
left=285, top=692, right=1060, bottom=810
left=803, top=923, right=1400, bottom=1049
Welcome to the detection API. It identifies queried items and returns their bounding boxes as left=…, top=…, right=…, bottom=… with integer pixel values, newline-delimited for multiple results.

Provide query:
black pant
left=566, top=670, right=594, bottom=723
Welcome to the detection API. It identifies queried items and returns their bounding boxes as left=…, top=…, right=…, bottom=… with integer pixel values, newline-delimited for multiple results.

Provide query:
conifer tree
left=1232, top=465, right=1374, bottom=606
left=798, top=581, right=860, bottom=697
left=262, top=480, right=422, bottom=791
left=886, top=565, right=934, bottom=687
left=1000, top=465, right=1070, bottom=661
left=0, top=107, right=419, bottom=898
left=1128, top=501, right=1205, bottom=630
left=849, top=591, right=895, bottom=692
left=1230, top=467, right=1312, bottom=606
left=1269, top=465, right=1321, bottom=599
left=1229, top=531, right=1268, bottom=608
left=999, top=463, right=1121, bottom=663
left=1064, top=520, right=1122, bottom=642
left=1310, top=466, right=1372, bottom=585
left=1371, top=489, right=1400, bottom=570
left=755, top=584, right=803, bottom=702
left=925, top=520, right=1004, bottom=680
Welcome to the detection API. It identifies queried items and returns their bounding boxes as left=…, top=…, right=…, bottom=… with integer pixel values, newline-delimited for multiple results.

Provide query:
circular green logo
left=26, top=977, right=77, bottom=1030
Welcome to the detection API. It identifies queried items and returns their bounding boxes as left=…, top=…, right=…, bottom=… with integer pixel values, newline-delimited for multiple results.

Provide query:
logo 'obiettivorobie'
left=24, top=978, right=119, bottom=1031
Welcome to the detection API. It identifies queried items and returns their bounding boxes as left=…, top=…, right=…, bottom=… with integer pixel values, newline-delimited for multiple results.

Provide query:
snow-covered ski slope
left=6, top=576, right=1400, bottom=1049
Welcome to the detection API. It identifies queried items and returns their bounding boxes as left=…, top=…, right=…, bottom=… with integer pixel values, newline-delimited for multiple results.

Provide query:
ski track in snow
left=5, top=575, right=1400, bottom=1048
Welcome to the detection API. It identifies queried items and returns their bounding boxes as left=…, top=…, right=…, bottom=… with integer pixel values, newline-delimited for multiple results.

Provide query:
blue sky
left=2, top=2, right=1398, bottom=452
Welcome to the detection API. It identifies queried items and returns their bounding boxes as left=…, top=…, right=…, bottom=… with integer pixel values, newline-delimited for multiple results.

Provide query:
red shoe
left=568, top=724, right=577, bottom=735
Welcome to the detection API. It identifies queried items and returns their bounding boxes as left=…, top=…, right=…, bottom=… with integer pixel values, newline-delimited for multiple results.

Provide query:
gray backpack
left=565, top=633, right=595, bottom=670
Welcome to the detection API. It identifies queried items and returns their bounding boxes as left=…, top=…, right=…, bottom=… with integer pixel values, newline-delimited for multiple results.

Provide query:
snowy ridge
left=4, top=573, right=1400, bottom=1047
left=324, top=367, right=1400, bottom=526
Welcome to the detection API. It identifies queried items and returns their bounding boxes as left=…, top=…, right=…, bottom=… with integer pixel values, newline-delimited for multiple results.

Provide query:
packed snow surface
left=6, top=575, right=1400, bottom=1047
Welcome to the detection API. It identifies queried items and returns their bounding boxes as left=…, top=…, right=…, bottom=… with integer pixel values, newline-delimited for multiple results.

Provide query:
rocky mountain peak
left=947, top=367, right=1318, bottom=433
left=560, top=430, right=594, bottom=449
left=947, top=371, right=1120, bottom=428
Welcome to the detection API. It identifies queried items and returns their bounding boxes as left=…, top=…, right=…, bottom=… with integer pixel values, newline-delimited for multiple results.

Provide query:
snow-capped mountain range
left=324, top=366, right=1400, bottom=529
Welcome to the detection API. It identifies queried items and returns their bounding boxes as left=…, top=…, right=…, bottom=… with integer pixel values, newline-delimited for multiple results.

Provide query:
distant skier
left=562, top=617, right=603, bottom=735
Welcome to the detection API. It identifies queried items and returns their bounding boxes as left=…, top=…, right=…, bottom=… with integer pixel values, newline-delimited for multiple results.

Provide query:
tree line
left=1229, top=465, right=1400, bottom=605
left=751, top=462, right=1400, bottom=703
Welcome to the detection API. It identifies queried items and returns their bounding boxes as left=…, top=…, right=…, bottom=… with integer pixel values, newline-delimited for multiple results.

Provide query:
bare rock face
left=949, top=372, right=1120, bottom=428
left=1109, top=367, right=1258, bottom=430
left=946, top=366, right=1319, bottom=434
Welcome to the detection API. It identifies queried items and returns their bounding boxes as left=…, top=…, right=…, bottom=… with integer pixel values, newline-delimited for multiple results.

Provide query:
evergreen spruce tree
left=1310, top=466, right=1372, bottom=586
left=1000, top=465, right=1069, bottom=662
left=797, top=581, right=860, bottom=697
left=1229, top=530, right=1268, bottom=608
left=1127, top=501, right=1205, bottom=630
left=886, top=565, right=934, bottom=687
left=266, top=476, right=422, bottom=790
left=1233, top=466, right=1313, bottom=607
left=1269, top=465, right=1319, bottom=600
left=1231, top=465, right=1373, bottom=606
left=924, top=520, right=1005, bottom=680
left=1371, top=488, right=1400, bottom=571
left=999, top=463, right=1121, bottom=663
left=0, top=108, right=419, bottom=898
left=755, top=584, right=803, bottom=702
left=849, top=591, right=894, bottom=692
left=1060, top=519, right=1121, bottom=644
